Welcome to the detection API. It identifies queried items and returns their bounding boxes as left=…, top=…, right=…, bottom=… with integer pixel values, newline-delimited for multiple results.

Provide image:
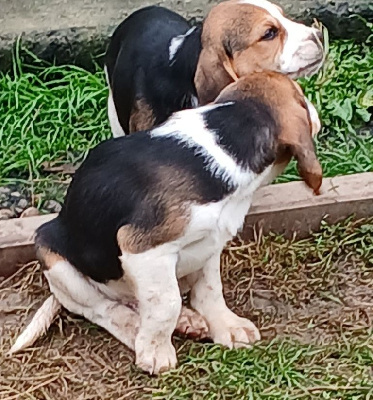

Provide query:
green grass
left=0, top=32, right=372, bottom=195
left=2, top=218, right=372, bottom=399
left=0, top=56, right=111, bottom=192
left=152, top=336, right=373, bottom=399
left=151, top=218, right=373, bottom=399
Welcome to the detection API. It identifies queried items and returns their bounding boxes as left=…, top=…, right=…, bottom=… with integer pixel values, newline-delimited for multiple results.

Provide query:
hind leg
left=44, top=257, right=139, bottom=350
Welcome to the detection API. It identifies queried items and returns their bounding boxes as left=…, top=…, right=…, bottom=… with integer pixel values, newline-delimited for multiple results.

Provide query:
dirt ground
left=1, top=218, right=372, bottom=399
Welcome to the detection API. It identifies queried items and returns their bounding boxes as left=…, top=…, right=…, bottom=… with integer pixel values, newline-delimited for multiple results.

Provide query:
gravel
left=43, top=199, right=62, bottom=213
left=0, top=184, right=62, bottom=219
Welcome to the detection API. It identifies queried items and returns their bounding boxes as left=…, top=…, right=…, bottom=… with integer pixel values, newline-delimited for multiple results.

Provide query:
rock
left=0, top=209, right=15, bottom=220
left=17, top=198, right=29, bottom=209
left=43, top=200, right=62, bottom=213
left=0, top=187, right=11, bottom=195
left=20, top=207, right=40, bottom=218
left=10, top=191, right=21, bottom=197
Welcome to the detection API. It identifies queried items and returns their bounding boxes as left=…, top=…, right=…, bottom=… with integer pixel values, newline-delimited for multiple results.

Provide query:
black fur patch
left=105, top=6, right=202, bottom=133
left=36, top=131, right=233, bottom=283
left=204, top=99, right=279, bottom=174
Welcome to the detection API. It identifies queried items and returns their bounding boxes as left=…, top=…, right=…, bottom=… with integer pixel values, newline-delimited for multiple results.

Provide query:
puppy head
left=195, top=0, right=324, bottom=104
left=215, top=73, right=323, bottom=194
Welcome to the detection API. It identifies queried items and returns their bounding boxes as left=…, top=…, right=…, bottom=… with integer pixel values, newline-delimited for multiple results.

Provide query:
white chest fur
left=175, top=164, right=274, bottom=279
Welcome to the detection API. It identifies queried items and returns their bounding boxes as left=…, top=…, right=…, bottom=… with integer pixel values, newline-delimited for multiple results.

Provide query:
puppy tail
left=8, top=294, right=61, bottom=354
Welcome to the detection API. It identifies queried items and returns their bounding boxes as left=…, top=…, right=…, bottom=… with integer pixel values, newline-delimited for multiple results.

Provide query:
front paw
left=135, top=339, right=177, bottom=375
left=211, top=316, right=260, bottom=349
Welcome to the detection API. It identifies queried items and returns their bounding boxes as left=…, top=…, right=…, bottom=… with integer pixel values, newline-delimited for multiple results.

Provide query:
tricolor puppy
left=105, top=0, right=324, bottom=136
left=10, top=72, right=322, bottom=375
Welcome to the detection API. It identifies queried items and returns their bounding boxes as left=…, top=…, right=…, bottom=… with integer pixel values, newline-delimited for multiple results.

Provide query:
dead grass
left=1, top=218, right=372, bottom=399
left=222, top=218, right=373, bottom=344
left=0, top=262, right=152, bottom=400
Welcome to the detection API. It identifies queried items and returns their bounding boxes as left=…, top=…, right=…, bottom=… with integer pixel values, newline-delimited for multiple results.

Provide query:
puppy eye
left=261, top=27, right=278, bottom=41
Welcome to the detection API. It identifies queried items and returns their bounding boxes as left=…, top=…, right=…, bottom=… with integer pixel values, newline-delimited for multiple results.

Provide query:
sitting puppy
left=10, top=72, right=322, bottom=375
left=105, top=0, right=324, bottom=136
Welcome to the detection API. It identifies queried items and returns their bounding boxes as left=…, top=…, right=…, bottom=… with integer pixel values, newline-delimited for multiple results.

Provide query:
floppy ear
left=292, top=82, right=321, bottom=137
left=279, top=83, right=323, bottom=194
left=194, top=49, right=235, bottom=104
left=282, top=132, right=323, bottom=195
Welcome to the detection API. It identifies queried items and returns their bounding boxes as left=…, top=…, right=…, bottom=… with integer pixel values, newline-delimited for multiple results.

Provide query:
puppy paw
left=135, top=341, right=177, bottom=375
left=212, top=317, right=260, bottom=349
left=176, top=307, right=209, bottom=339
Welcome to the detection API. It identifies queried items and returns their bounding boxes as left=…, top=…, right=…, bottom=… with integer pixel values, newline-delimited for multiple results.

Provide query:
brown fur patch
left=117, top=208, right=188, bottom=254
left=274, top=78, right=323, bottom=194
left=36, top=246, right=66, bottom=270
left=129, top=98, right=156, bottom=132
left=292, top=81, right=321, bottom=138
left=292, top=81, right=315, bottom=135
left=268, top=75, right=322, bottom=194
left=117, top=167, right=204, bottom=254
left=195, top=1, right=285, bottom=104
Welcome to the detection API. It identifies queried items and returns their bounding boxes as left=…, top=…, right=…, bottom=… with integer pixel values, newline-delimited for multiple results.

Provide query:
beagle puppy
left=105, top=0, right=324, bottom=136
left=10, top=72, right=322, bottom=375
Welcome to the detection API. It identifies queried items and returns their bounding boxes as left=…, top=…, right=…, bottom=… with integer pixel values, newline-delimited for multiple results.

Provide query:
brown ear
left=288, top=137, right=323, bottom=195
left=279, top=82, right=323, bottom=195
left=195, top=49, right=236, bottom=104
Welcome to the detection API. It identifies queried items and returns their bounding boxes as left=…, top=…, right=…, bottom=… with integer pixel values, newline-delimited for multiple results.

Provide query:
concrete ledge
left=0, top=214, right=54, bottom=279
left=242, top=172, right=373, bottom=240
left=0, top=0, right=372, bottom=72
left=1, top=172, right=373, bottom=280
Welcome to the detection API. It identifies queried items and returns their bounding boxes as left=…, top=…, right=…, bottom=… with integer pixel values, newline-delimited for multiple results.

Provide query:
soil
left=1, top=222, right=372, bottom=399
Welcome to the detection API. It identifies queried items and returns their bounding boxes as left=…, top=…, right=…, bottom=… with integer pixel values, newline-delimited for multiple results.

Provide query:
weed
left=0, top=33, right=372, bottom=196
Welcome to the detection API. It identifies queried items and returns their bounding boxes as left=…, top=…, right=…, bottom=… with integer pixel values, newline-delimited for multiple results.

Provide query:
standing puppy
left=11, top=72, right=322, bottom=375
left=105, top=0, right=324, bottom=136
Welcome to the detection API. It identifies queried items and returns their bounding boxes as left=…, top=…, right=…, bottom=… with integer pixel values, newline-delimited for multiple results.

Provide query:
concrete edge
left=0, top=0, right=372, bottom=72
left=242, top=172, right=373, bottom=240
left=1, top=172, right=372, bottom=279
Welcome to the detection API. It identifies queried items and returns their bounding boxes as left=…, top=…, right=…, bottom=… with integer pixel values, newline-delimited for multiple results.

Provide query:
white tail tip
left=8, top=295, right=61, bottom=354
